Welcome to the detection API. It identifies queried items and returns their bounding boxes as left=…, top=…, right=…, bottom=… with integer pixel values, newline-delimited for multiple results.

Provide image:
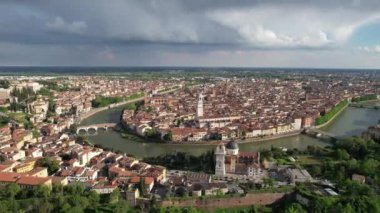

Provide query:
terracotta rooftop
left=0, top=172, right=20, bottom=183
left=16, top=176, right=51, bottom=185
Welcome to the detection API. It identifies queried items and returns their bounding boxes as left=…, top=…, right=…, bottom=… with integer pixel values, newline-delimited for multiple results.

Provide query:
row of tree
left=0, top=80, right=10, bottom=89
left=37, top=80, right=70, bottom=92
left=0, top=182, right=133, bottom=213
left=351, top=94, right=378, bottom=102
left=92, top=95, right=124, bottom=108
left=315, top=99, right=348, bottom=125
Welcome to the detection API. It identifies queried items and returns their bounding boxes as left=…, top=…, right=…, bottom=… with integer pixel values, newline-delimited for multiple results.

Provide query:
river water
left=81, top=105, right=379, bottom=158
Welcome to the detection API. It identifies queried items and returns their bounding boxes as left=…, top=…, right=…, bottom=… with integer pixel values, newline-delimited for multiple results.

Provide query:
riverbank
left=349, top=99, right=380, bottom=109
left=120, top=100, right=349, bottom=146
left=79, top=87, right=181, bottom=123
left=79, top=97, right=144, bottom=122
left=107, top=105, right=347, bottom=147
left=85, top=103, right=379, bottom=158
left=314, top=102, right=348, bottom=129
left=351, top=99, right=380, bottom=105
left=87, top=102, right=348, bottom=147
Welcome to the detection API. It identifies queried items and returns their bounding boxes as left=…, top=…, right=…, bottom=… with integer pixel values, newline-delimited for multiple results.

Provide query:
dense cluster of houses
left=0, top=77, right=185, bottom=205
left=122, top=78, right=379, bottom=142
left=0, top=74, right=378, bottom=207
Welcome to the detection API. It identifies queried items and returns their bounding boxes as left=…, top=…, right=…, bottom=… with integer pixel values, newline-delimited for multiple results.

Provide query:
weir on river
left=303, top=129, right=338, bottom=143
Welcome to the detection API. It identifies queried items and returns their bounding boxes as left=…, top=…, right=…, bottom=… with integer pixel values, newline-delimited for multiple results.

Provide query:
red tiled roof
left=0, top=172, right=20, bottom=183
left=145, top=177, right=154, bottom=185
left=0, top=164, right=12, bottom=172
left=129, top=176, right=140, bottom=184
left=17, top=176, right=51, bottom=185
left=239, top=151, right=258, bottom=158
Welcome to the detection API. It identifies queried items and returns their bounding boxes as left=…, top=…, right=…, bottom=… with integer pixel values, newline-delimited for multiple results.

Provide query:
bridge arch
left=76, top=123, right=118, bottom=135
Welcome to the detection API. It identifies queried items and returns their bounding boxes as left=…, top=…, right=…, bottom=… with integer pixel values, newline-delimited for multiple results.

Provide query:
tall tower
left=215, top=144, right=226, bottom=176
left=197, top=93, right=204, bottom=118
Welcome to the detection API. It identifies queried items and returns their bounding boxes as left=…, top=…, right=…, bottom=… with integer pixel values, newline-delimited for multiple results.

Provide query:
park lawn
left=213, top=205, right=271, bottom=213
left=296, top=155, right=322, bottom=165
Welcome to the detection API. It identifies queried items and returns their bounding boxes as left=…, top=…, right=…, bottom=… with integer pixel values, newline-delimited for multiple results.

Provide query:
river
left=81, top=105, right=379, bottom=158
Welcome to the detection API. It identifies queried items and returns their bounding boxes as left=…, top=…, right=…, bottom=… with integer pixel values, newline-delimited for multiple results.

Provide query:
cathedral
left=215, top=141, right=261, bottom=177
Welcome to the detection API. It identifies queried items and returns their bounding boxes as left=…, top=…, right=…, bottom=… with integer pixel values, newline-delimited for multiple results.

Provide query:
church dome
left=226, top=140, right=239, bottom=150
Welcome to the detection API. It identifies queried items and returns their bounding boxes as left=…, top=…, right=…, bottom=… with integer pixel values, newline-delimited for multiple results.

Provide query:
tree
left=39, top=200, right=54, bottom=213
left=340, top=180, right=374, bottom=196
left=64, top=183, right=85, bottom=196
left=335, top=149, right=350, bottom=160
left=23, top=116, right=35, bottom=130
left=66, top=206, right=84, bottom=213
left=361, top=158, right=379, bottom=176
left=109, top=188, right=120, bottom=203
left=47, top=99, right=56, bottom=117
left=87, top=191, right=100, bottom=207
left=310, top=165, right=322, bottom=177
left=0, top=116, right=10, bottom=127
left=262, top=177, right=275, bottom=188
left=0, top=107, right=7, bottom=113
left=163, top=131, right=172, bottom=141
left=53, top=184, right=64, bottom=195
left=68, top=194, right=88, bottom=209
left=311, top=197, right=335, bottom=212
left=339, top=203, right=355, bottom=213
left=0, top=80, right=10, bottom=89
left=37, top=157, right=60, bottom=175
left=124, top=103, right=137, bottom=111
left=114, top=200, right=131, bottom=213
left=32, top=129, right=40, bottom=138
left=284, top=203, right=307, bottom=213
left=69, top=124, right=78, bottom=134
left=33, top=185, right=51, bottom=198
left=144, top=128, right=160, bottom=139
left=139, top=177, right=147, bottom=196
left=59, top=203, right=72, bottom=213
left=5, top=183, right=20, bottom=198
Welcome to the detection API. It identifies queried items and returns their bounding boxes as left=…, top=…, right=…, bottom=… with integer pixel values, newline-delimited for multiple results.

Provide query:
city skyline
left=1, top=0, right=380, bottom=68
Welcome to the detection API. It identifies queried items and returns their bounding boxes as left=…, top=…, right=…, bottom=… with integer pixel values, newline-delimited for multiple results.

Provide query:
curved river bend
left=81, top=105, right=379, bottom=158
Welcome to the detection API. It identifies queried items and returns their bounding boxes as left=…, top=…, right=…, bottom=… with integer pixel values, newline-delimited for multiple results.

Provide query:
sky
left=0, top=0, right=380, bottom=68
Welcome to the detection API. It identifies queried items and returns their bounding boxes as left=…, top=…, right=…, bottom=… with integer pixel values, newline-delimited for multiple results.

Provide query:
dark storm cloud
left=1, top=0, right=379, bottom=47
left=0, top=0, right=380, bottom=66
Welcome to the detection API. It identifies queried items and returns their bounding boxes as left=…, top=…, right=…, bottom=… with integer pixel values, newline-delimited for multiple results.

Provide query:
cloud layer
left=0, top=0, right=379, bottom=67
left=46, top=17, right=87, bottom=34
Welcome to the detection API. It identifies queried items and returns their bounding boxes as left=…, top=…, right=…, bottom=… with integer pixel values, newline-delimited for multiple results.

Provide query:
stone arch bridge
left=77, top=123, right=118, bottom=135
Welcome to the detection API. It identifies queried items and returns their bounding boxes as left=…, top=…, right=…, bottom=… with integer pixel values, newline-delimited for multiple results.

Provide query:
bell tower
left=215, top=144, right=226, bottom=176
left=197, top=93, right=204, bottom=118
